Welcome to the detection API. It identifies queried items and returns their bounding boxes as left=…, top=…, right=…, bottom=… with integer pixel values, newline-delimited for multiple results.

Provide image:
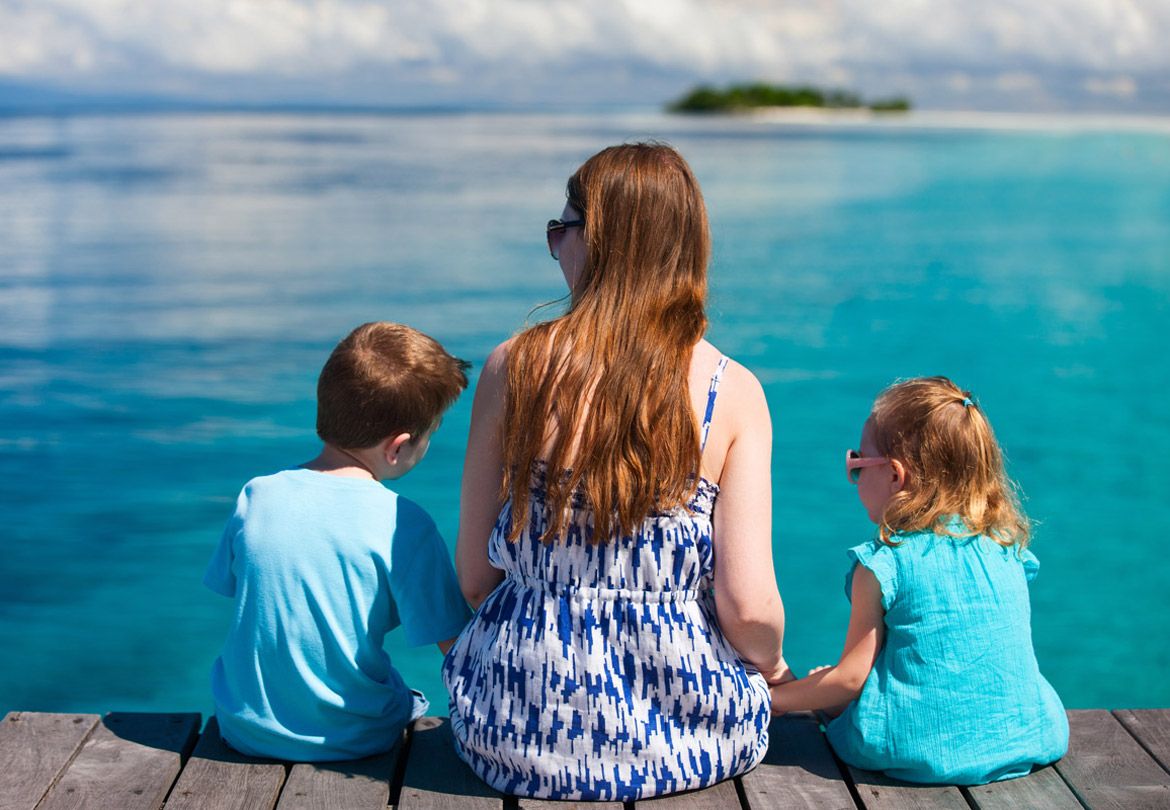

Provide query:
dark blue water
left=1, top=110, right=1167, bottom=716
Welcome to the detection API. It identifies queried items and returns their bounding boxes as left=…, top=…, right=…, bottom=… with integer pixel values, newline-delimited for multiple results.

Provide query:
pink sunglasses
left=845, top=449, right=889, bottom=484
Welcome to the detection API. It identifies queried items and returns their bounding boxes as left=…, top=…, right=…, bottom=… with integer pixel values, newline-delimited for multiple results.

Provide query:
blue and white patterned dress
left=443, top=357, right=772, bottom=801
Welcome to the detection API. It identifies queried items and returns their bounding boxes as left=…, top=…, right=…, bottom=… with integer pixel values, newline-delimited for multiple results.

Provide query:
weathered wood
left=274, top=736, right=402, bottom=810
left=963, top=765, right=1081, bottom=810
left=631, top=776, right=741, bottom=808
left=517, top=797, right=622, bottom=809
left=1115, top=709, right=1170, bottom=774
left=164, top=718, right=286, bottom=810
left=517, top=801, right=623, bottom=810
left=1055, top=709, right=1170, bottom=810
left=847, top=767, right=969, bottom=810
left=740, top=713, right=854, bottom=809
left=397, top=717, right=503, bottom=810
left=0, top=712, right=99, bottom=810
left=36, top=712, right=199, bottom=810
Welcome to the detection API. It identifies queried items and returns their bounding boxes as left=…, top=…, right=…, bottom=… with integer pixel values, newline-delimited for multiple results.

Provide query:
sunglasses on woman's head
left=845, top=449, right=889, bottom=484
left=546, top=218, right=585, bottom=260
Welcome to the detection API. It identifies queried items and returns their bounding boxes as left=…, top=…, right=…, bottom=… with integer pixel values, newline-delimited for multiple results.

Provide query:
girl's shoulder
left=874, top=523, right=1042, bottom=584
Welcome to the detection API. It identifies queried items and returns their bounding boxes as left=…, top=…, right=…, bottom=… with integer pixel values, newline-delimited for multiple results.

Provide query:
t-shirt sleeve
left=1019, top=547, right=1040, bottom=584
left=844, top=539, right=898, bottom=611
left=388, top=498, right=472, bottom=647
left=203, top=489, right=246, bottom=598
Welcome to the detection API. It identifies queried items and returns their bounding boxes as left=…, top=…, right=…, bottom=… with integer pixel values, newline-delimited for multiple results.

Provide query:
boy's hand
left=807, top=665, right=832, bottom=677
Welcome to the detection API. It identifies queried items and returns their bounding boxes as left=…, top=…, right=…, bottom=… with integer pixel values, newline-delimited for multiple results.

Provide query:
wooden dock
left=1, top=710, right=1168, bottom=809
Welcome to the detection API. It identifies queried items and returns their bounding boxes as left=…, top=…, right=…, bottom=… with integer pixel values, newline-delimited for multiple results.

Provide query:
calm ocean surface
left=1, top=110, right=1167, bottom=717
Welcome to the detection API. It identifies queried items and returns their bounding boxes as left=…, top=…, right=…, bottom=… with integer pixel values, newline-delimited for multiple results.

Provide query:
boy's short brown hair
left=316, top=322, right=470, bottom=449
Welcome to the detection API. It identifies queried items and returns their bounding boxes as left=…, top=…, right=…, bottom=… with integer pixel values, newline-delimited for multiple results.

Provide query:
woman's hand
left=761, top=658, right=796, bottom=686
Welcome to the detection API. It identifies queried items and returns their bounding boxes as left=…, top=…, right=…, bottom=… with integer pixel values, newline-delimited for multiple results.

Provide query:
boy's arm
left=456, top=341, right=509, bottom=608
left=437, top=638, right=457, bottom=655
left=203, top=490, right=246, bottom=597
left=770, top=565, right=885, bottom=714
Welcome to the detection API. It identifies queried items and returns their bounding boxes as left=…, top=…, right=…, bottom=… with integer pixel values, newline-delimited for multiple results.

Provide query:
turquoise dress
left=826, top=525, right=1068, bottom=785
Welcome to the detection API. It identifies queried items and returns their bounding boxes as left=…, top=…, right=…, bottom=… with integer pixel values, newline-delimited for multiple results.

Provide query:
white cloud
left=1085, top=75, right=1138, bottom=97
left=0, top=0, right=1168, bottom=109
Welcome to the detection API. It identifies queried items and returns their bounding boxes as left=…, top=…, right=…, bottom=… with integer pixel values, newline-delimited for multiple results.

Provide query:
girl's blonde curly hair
left=870, top=376, right=1030, bottom=547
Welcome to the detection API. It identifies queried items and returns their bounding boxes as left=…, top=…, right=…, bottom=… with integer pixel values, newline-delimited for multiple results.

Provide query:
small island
left=667, top=82, right=911, bottom=114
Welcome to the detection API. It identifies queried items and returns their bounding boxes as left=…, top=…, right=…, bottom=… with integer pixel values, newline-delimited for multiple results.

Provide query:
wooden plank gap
left=739, top=712, right=857, bottom=809
left=1114, top=709, right=1170, bottom=776
left=0, top=712, right=101, bottom=810
left=396, top=717, right=503, bottom=809
left=630, top=776, right=742, bottom=808
left=387, top=719, right=421, bottom=810
left=962, top=765, right=1084, bottom=810
left=275, top=741, right=402, bottom=810
left=1054, top=709, right=1170, bottom=810
left=845, top=765, right=970, bottom=810
left=164, top=717, right=287, bottom=810
left=35, top=711, right=200, bottom=810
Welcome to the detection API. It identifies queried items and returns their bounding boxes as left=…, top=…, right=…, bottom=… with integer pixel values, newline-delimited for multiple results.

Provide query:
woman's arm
left=770, top=566, right=885, bottom=714
left=712, top=364, right=790, bottom=682
left=455, top=341, right=509, bottom=609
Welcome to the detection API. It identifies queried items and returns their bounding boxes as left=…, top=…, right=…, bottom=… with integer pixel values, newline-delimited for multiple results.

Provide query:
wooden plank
left=1115, top=709, right=1170, bottom=774
left=847, top=767, right=969, bottom=810
left=275, top=736, right=402, bottom=810
left=1055, top=709, right=1170, bottom=810
left=0, top=712, right=99, bottom=810
left=739, top=713, right=855, bottom=809
left=397, top=717, right=503, bottom=810
left=964, top=765, right=1081, bottom=810
left=631, top=777, right=741, bottom=808
left=518, top=796, right=622, bottom=809
left=165, top=718, right=286, bottom=810
left=36, top=712, right=199, bottom=810
left=518, top=799, right=622, bottom=809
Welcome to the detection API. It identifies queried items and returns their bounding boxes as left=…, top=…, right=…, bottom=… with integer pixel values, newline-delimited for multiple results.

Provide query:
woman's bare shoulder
left=694, top=340, right=768, bottom=411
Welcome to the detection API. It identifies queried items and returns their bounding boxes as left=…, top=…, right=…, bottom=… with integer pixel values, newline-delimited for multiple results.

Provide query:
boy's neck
left=303, top=444, right=380, bottom=480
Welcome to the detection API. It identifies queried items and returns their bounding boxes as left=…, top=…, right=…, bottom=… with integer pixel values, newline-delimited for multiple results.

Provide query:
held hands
left=761, top=657, right=795, bottom=687
left=770, top=664, right=854, bottom=718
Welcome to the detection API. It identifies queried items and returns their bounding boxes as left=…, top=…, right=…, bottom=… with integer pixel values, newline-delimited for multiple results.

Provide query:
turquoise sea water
left=1, top=110, right=1167, bottom=717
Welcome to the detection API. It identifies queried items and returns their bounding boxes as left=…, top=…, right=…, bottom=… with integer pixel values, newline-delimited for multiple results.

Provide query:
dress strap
left=699, top=355, right=730, bottom=452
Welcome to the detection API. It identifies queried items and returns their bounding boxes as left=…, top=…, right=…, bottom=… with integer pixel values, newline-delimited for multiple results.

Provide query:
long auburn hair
left=870, top=376, right=1030, bottom=547
left=502, top=143, right=710, bottom=543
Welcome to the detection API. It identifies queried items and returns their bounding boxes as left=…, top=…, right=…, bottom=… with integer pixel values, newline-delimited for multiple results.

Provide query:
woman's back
left=447, top=143, right=788, bottom=800
left=443, top=351, right=773, bottom=801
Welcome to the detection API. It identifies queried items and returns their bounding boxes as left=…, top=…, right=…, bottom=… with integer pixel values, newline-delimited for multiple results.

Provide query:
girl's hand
left=807, top=665, right=832, bottom=677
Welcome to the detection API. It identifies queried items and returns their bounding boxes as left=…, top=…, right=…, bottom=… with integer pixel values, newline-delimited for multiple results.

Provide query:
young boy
left=204, top=322, right=472, bottom=761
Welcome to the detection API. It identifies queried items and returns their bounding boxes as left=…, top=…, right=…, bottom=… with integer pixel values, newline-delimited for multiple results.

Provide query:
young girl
left=771, top=376, right=1068, bottom=785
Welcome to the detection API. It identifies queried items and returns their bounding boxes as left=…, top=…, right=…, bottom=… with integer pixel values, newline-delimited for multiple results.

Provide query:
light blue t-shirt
left=204, top=468, right=470, bottom=761
left=826, top=526, right=1068, bottom=785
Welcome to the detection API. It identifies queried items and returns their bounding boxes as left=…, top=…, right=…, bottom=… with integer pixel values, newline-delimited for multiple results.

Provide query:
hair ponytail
left=871, top=377, right=1030, bottom=547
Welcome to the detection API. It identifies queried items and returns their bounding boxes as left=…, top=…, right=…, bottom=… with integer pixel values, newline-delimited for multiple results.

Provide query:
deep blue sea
left=1, top=110, right=1167, bottom=717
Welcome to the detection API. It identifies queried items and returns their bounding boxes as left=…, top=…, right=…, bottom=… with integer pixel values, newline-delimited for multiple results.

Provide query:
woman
left=443, top=143, right=790, bottom=801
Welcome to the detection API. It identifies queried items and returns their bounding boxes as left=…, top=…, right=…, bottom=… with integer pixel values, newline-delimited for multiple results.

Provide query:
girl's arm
left=455, top=341, right=509, bottom=609
left=712, top=363, right=791, bottom=683
left=770, top=565, right=885, bottom=714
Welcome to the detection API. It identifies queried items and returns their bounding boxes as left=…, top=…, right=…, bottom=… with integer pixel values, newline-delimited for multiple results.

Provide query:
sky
left=1, top=0, right=1168, bottom=112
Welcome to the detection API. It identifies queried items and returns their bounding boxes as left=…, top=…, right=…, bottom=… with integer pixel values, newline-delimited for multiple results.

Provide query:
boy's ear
left=889, top=459, right=908, bottom=493
left=382, top=432, right=414, bottom=464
